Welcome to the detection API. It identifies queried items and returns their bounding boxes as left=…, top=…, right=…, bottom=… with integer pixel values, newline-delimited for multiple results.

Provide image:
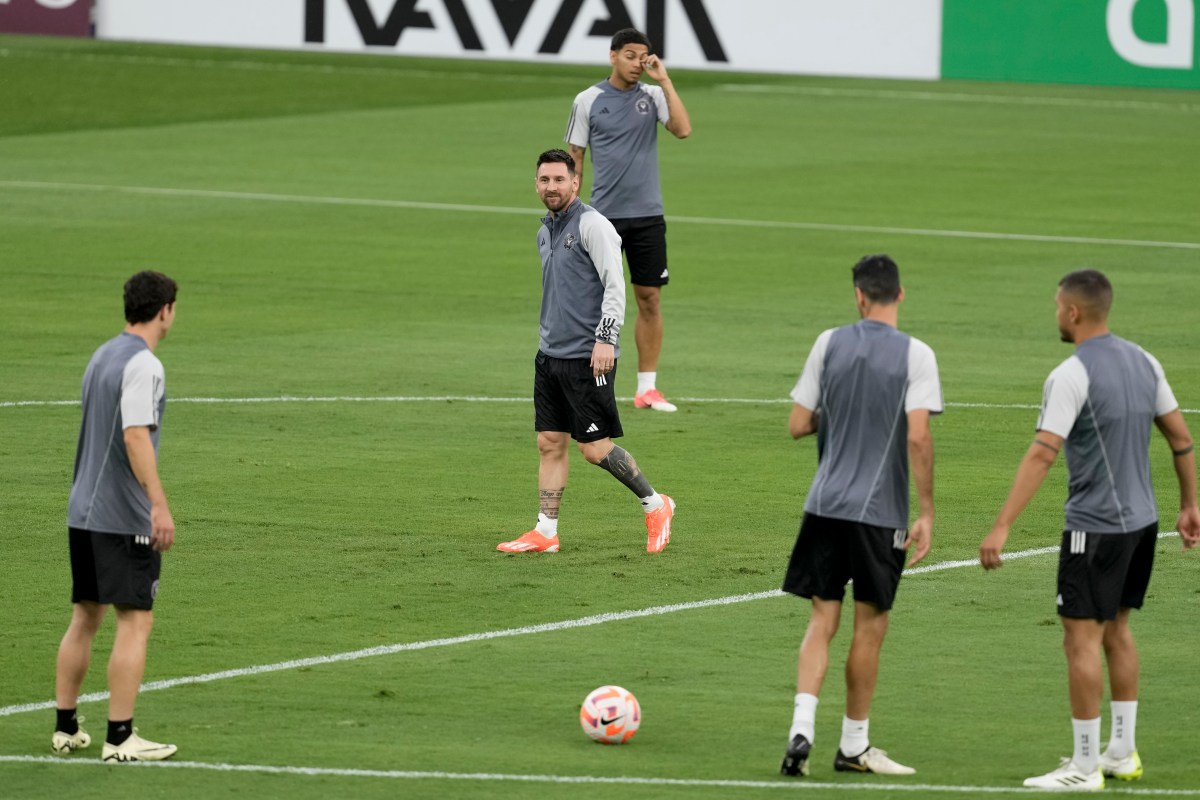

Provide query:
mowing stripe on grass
left=7, top=539, right=1179, bottom=720
left=3, top=43, right=1195, bottom=117
left=2, top=755, right=1199, bottom=795
left=3, top=180, right=1198, bottom=251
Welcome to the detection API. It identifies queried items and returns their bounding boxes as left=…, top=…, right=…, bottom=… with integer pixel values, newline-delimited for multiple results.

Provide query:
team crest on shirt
left=636, top=98, right=651, bottom=115
left=564, top=233, right=577, bottom=249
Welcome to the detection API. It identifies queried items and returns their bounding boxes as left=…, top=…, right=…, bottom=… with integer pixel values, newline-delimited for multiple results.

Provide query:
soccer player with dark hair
left=981, top=268, right=1199, bottom=790
left=564, top=27, right=692, bottom=413
left=497, top=150, right=675, bottom=554
left=780, top=254, right=942, bottom=778
left=52, top=270, right=180, bottom=763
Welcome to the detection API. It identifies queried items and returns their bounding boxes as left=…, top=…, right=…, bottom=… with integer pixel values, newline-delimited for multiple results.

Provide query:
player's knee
left=577, top=439, right=611, bottom=465
left=537, top=432, right=568, bottom=458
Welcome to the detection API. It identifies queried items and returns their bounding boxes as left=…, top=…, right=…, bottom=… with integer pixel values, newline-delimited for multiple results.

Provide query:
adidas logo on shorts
left=586, top=423, right=599, bottom=434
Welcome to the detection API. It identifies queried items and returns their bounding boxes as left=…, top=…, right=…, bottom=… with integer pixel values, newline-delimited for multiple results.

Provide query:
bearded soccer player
left=981, top=269, right=1199, bottom=790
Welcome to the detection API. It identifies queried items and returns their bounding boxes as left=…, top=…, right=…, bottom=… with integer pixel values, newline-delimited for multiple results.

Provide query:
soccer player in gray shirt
left=497, top=150, right=675, bottom=554
left=565, top=28, right=692, bottom=413
left=52, top=271, right=180, bottom=763
left=981, top=269, right=1199, bottom=790
left=780, top=255, right=941, bottom=779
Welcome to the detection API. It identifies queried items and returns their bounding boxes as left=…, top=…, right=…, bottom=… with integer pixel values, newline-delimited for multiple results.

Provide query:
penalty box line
left=4, top=537, right=1180, bottom=720
left=2, top=756, right=1200, bottom=796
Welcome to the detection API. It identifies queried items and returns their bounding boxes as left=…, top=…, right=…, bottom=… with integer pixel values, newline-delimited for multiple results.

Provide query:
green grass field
left=1, top=34, right=1198, bottom=799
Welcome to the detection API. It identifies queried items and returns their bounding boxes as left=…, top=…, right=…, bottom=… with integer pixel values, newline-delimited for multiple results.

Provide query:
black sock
left=596, top=445, right=654, bottom=499
left=55, top=708, right=78, bottom=735
left=107, top=719, right=133, bottom=746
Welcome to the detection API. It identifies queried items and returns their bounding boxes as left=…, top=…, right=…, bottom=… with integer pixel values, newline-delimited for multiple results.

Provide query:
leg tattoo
left=597, top=446, right=654, bottom=498
left=539, top=488, right=564, bottom=519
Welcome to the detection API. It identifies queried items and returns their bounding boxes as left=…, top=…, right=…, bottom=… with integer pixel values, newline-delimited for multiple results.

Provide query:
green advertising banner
left=942, top=0, right=1199, bottom=89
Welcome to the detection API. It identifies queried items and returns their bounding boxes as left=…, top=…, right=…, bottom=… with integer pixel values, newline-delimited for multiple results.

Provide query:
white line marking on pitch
left=10, top=538, right=1185, bottom=720
left=5, top=395, right=1197, bottom=414
left=717, top=83, right=1200, bottom=114
left=3, top=180, right=1197, bottom=251
left=2, top=756, right=1200, bottom=796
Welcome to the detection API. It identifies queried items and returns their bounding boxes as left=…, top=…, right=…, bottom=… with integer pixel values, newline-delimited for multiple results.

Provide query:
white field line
left=717, top=83, right=1200, bottom=114
left=3, top=180, right=1198, bottom=251
left=6, top=396, right=1198, bottom=414
left=4, top=756, right=1200, bottom=796
left=9, top=538, right=1186, bottom=720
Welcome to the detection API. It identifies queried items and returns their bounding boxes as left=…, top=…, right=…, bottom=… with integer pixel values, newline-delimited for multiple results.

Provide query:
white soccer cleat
left=833, top=746, right=916, bottom=775
left=1022, top=759, right=1105, bottom=790
left=51, top=724, right=91, bottom=754
left=101, top=730, right=177, bottom=763
left=1099, top=749, right=1142, bottom=780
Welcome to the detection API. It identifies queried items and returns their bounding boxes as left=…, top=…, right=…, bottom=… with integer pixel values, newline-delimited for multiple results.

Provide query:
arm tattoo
left=1173, top=443, right=1195, bottom=457
left=1033, top=439, right=1060, bottom=455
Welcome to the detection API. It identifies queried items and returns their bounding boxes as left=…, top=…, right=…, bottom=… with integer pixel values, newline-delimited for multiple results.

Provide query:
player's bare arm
left=569, top=144, right=587, bottom=192
left=980, top=431, right=1063, bottom=569
left=124, top=426, right=175, bottom=552
left=1154, top=409, right=1200, bottom=549
left=788, top=404, right=818, bottom=440
left=643, top=55, right=692, bottom=139
left=905, top=409, right=934, bottom=566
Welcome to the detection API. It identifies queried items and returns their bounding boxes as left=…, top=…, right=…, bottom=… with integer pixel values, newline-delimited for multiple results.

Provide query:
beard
left=542, top=193, right=569, bottom=212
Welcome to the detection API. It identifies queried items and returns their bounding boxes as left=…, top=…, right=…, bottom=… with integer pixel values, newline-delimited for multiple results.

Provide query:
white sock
left=640, top=492, right=664, bottom=513
left=535, top=513, right=558, bottom=538
left=1106, top=700, right=1138, bottom=758
left=636, top=372, right=656, bottom=395
left=789, top=693, right=818, bottom=742
left=1073, top=717, right=1101, bottom=773
left=840, top=716, right=869, bottom=758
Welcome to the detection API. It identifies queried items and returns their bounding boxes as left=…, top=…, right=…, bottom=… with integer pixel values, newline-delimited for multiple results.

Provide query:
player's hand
left=1177, top=506, right=1200, bottom=551
left=904, top=515, right=932, bottom=567
left=980, top=524, right=1009, bottom=570
left=151, top=502, right=175, bottom=552
left=590, top=342, right=616, bottom=378
left=642, top=54, right=669, bottom=82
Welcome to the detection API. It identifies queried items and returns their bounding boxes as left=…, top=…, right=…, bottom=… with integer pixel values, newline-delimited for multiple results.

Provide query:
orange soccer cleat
left=633, top=388, right=677, bottom=412
left=496, top=530, right=560, bottom=553
left=645, top=495, right=675, bottom=553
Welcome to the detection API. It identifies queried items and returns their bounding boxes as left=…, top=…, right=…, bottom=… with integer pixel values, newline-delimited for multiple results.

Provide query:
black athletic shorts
left=534, top=351, right=623, bottom=443
left=610, top=216, right=668, bottom=287
left=1057, top=523, right=1156, bottom=621
left=782, top=513, right=908, bottom=611
left=69, top=527, right=161, bottom=610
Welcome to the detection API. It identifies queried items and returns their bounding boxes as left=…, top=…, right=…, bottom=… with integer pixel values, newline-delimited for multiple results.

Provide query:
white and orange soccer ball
left=579, top=685, right=640, bottom=744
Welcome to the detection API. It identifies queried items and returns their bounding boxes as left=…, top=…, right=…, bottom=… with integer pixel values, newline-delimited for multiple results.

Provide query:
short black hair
left=124, top=270, right=177, bottom=324
left=536, top=148, right=575, bottom=175
left=852, top=254, right=901, bottom=304
left=1059, top=268, right=1112, bottom=317
left=610, top=28, right=651, bottom=51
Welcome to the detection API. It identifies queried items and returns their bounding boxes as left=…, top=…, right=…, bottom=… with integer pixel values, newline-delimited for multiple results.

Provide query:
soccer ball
left=579, top=685, right=640, bottom=744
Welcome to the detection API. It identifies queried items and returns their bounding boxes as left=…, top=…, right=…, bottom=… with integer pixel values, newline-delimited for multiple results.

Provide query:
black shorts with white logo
left=1056, top=523, right=1156, bottom=621
left=534, top=351, right=623, bottom=443
left=69, top=527, right=161, bottom=610
left=610, top=215, right=668, bottom=287
left=782, top=513, right=908, bottom=611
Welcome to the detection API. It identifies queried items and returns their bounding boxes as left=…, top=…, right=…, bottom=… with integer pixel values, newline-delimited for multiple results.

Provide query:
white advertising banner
left=95, top=0, right=943, bottom=80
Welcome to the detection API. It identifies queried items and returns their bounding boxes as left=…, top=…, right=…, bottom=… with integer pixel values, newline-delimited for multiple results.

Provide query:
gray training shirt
left=538, top=198, right=625, bottom=360
left=1037, top=333, right=1177, bottom=534
left=67, top=332, right=166, bottom=536
left=792, top=320, right=943, bottom=530
left=565, top=81, right=670, bottom=220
